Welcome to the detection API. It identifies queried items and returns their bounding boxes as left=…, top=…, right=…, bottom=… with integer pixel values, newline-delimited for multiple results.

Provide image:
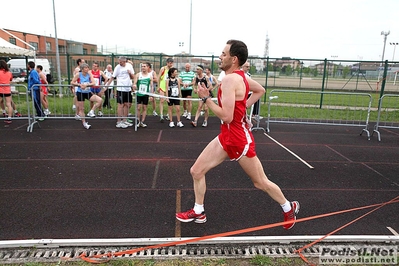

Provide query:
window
left=58, top=45, right=66, bottom=53
left=9, top=37, right=16, bottom=45
left=91, top=48, right=95, bottom=54
left=29, top=42, right=38, bottom=50
left=46, top=42, right=51, bottom=52
left=83, top=48, right=88, bottom=55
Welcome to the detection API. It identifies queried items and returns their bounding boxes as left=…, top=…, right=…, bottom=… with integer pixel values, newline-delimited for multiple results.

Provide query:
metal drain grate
left=0, top=244, right=318, bottom=263
left=1, top=242, right=398, bottom=264
left=4, top=244, right=397, bottom=264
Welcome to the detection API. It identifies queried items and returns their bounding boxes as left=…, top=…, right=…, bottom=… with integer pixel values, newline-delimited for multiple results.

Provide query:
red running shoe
left=15, top=112, right=22, bottom=117
left=176, top=209, right=207, bottom=223
left=4, top=119, right=12, bottom=124
left=283, top=201, right=300, bottom=230
left=2, top=113, right=6, bottom=117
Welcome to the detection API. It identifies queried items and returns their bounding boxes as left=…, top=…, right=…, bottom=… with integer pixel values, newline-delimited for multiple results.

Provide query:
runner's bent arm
left=157, top=67, right=164, bottom=86
left=198, top=74, right=237, bottom=123
left=246, top=78, right=265, bottom=108
left=133, top=73, right=138, bottom=91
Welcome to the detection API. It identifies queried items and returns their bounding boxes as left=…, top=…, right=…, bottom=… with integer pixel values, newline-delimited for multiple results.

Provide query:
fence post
left=264, top=57, right=269, bottom=104
left=66, top=53, right=70, bottom=88
left=159, top=54, right=163, bottom=70
left=211, top=55, right=215, bottom=73
left=378, top=60, right=389, bottom=109
left=319, top=58, right=327, bottom=108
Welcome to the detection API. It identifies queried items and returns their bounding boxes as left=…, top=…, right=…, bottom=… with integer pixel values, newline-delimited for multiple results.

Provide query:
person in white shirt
left=242, top=61, right=261, bottom=120
left=217, top=70, right=225, bottom=83
left=105, top=56, right=135, bottom=128
left=103, top=64, right=114, bottom=109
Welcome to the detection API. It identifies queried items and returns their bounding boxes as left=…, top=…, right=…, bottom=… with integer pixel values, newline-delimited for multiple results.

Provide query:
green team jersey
left=179, top=71, right=195, bottom=90
left=136, top=72, right=151, bottom=96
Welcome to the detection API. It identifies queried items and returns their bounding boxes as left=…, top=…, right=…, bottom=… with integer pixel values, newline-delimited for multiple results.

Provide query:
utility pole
left=52, top=0, right=63, bottom=96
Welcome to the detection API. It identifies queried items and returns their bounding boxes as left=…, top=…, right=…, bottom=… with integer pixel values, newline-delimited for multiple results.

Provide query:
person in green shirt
left=133, top=62, right=153, bottom=128
left=179, top=63, right=196, bottom=120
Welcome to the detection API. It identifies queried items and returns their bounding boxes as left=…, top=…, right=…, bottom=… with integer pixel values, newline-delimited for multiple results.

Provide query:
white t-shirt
left=113, top=63, right=135, bottom=91
left=104, top=69, right=113, bottom=88
left=217, top=71, right=225, bottom=82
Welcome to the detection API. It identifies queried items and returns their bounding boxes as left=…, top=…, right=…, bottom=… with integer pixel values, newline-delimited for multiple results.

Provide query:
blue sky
left=2, top=0, right=399, bottom=61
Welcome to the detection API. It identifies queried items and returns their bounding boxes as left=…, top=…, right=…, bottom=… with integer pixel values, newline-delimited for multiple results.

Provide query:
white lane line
left=151, top=160, right=161, bottom=189
left=387, top=227, right=399, bottom=236
left=264, top=133, right=314, bottom=169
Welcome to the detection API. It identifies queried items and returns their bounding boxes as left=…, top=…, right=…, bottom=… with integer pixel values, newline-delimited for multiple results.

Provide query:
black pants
left=252, top=99, right=260, bottom=115
left=103, top=89, right=112, bottom=108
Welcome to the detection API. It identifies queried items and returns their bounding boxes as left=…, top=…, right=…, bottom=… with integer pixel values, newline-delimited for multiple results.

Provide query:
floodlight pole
left=378, top=31, right=390, bottom=81
left=381, top=31, right=390, bottom=64
left=52, top=0, right=63, bottom=96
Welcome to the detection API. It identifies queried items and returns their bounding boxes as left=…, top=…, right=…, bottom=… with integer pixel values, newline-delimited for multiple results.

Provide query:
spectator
left=191, top=65, right=211, bottom=127
left=70, top=63, right=102, bottom=129
left=89, top=61, right=108, bottom=117
left=157, top=58, right=174, bottom=122
left=179, top=63, right=196, bottom=120
left=102, top=64, right=113, bottom=109
left=27, top=61, right=45, bottom=120
left=166, top=67, right=183, bottom=128
left=105, top=56, right=135, bottom=129
left=148, top=63, right=158, bottom=117
left=0, top=60, right=14, bottom=123
left=72, top=58, right=85, bottom=114
left=133, top=62, right=153, bottom=128
left=36, top=65, right=50, bottom=116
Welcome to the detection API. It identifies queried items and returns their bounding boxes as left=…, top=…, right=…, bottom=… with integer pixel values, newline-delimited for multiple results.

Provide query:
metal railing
left=373, top=94, right=399, bottom=141
left=0, top=84, right=31, bottom=129
left=266, top=90, right=372, bottom=139
left=26, top=84, right=138, bottom=132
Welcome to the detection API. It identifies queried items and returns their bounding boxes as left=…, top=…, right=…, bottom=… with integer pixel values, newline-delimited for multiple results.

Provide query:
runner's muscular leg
left=238, top=155, right=287, bottom=205
left=190, top=136, right=228, bottom=205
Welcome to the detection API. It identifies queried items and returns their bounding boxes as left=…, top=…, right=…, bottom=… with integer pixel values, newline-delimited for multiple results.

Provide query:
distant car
left=10, top=68, right=27, bottom=78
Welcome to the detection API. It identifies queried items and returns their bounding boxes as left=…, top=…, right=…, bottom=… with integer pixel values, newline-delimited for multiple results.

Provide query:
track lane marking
left=264, top=133, right=314, bottom=169
left=387, top=226, right=399, bottom=236
left=175, top=190, right=181, bottom=238
left=151, top=160, right=160, bottom=189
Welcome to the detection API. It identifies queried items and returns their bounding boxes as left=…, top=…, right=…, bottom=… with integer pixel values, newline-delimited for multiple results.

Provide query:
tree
left=342, top=66, right=350, bottom=79
left=312, top=68, right=318, bottom=77
left=285, top=65, right=293, bottom=76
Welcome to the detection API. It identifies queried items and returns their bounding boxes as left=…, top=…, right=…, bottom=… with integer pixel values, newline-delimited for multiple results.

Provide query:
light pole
left=390, top=42, right=398, bottom=61
left=52, top=0, right=62, bottom=96
left=378, top=31, right=390, bottom=81
left=380, top=31, right=390, bottom=63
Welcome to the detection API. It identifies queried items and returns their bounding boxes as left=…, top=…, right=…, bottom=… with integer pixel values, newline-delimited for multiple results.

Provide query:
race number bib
left=139, top=84, right=147, bottom=94
left=93, top=78, right=100, bottom=86
left=171, top=86, right=179, bottom=97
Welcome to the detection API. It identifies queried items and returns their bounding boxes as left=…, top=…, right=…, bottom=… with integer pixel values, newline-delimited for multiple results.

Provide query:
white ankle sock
left=193, top=203, right=204, bottom=214
left=281, top=200, right=291, bottom=212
